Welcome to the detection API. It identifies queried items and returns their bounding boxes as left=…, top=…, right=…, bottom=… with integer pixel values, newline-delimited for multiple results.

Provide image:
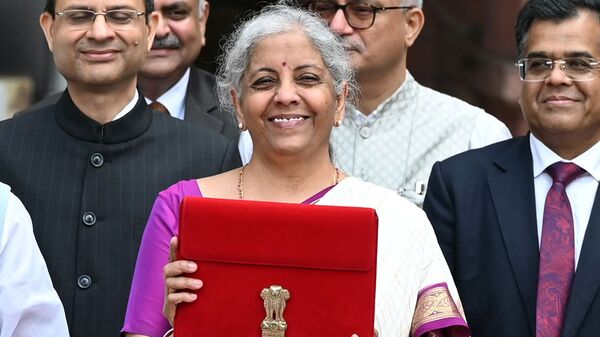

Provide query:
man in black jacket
left=0, top=0, right=240, bottom=335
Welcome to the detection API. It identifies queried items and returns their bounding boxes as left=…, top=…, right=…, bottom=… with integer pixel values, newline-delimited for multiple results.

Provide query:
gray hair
left=216, top=4, right=356, bottom=117
left=198, top=0, right=206, bottom=17
left=406, top=0, right=423, bottom=8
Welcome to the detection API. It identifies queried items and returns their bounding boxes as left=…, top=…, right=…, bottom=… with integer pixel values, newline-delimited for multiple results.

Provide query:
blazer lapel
left=184, top=68, right=225, bottom=133
left=488, top=137, right=539, bottom=337
left=561, top=188, right=600, bottom=337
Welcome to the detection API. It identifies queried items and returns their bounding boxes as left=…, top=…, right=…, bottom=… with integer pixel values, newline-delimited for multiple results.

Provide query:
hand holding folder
left=169, top=197, right=379, bottom=337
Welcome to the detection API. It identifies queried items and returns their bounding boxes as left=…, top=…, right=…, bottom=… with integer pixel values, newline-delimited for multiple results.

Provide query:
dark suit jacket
left=423, top=136, right=600, bottom=337
left=184, top=67, right=238, bottom=141
left=0, top=90, right=241, bottom=337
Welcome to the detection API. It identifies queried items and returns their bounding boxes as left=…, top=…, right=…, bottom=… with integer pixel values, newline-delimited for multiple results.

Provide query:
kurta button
left=82, top=212, right=96, bottom=226
left=360, top=169, right=369, bottom=181
left=90, top=153, right=104, bottom=167
left=359, top=126, right=371, bottom=139
left=77, top=275, right=92, bottom=289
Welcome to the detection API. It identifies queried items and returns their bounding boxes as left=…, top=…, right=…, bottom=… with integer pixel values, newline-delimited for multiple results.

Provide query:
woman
left=122, top=4, right=469, bottom=337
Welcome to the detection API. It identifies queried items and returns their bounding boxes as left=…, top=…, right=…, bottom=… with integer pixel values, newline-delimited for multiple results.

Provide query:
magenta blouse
left=122, top=179, right=336, bottom=336
left=122, top=180, right=200, bottom=336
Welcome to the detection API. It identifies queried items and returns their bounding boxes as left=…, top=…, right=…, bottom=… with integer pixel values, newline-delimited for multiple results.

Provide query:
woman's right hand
left=163, top=236, right=204, bottom=327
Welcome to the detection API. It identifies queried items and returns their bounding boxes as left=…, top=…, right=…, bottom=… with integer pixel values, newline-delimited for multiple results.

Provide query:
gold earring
left=334, top=120, right=342, bottom=127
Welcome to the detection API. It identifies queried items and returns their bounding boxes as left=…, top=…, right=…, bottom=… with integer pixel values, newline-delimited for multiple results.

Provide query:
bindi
left=282, top=61, right=287, bottom=67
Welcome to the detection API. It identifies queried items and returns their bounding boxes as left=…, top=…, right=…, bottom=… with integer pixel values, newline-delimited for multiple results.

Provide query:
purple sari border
left=413, top=317, right=469, bottom=337
left=302, top=184, right=336, bottom=204
left=418, top=282, right=449, bottom=296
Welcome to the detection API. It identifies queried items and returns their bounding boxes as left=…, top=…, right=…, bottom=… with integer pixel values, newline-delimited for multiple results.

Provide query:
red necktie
left=149, top=101, right=170, bottom=115
left=536, top=162, right=585, bottom=337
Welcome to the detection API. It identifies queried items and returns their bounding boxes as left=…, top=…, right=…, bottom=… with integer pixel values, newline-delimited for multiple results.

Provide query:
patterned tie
left=149, top=101, right=170, bottom=115
left=536, top=162, right=585, bottom=337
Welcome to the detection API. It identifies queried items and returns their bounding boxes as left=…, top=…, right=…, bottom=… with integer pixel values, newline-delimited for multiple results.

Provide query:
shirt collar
left=349, top=71, right=414, bottom=122
left=144, top=68, right=190, bottom=120
left=113, top=90, right=139, bottom=121
left=530, top=133, right=600, bottom=181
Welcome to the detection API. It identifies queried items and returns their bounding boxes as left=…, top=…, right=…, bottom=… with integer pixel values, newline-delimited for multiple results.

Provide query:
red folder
left=175, top=197, right=378, bottom=337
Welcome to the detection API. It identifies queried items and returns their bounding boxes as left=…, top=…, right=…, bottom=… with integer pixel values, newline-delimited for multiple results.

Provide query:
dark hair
left=515, top=0, right=600, bottom=58
left=44, top=0, right=155, bottom=17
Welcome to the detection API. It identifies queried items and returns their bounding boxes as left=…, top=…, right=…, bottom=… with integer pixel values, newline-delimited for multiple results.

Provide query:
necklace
left=237, top=164, right=340, bottom=200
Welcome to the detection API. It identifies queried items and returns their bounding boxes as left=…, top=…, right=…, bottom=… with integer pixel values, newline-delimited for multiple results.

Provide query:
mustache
left=152, top=34, right=181, bottom=49
left=343, top=41, right=364, bottom=53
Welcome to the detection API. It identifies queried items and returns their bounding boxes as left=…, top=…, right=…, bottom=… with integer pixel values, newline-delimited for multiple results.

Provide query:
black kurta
left=0, top=91, right=241, bottom=337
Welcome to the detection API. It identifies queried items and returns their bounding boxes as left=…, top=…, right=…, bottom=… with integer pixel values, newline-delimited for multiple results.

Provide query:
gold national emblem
left=260, top=285, right=290, bottom=337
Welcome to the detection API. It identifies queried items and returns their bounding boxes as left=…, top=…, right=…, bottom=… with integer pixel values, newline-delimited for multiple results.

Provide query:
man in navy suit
left=424, top=1, right=600, bottom=337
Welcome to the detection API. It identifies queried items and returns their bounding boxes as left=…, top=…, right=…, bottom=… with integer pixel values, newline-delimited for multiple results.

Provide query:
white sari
left=317, top=177, right=469, bottom=337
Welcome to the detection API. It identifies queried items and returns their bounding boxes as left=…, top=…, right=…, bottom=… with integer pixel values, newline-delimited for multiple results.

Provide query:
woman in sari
left=122, top=4, right=469, bottom=337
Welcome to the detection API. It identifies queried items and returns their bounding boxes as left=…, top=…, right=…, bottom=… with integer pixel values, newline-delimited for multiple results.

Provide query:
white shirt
left=0, top=184, right=70, bottom=337
left=113, top=90, right=140, bottom=121
left=144, top=69, right=189, bottom=120
left=530, top=134, right=600, bottom=268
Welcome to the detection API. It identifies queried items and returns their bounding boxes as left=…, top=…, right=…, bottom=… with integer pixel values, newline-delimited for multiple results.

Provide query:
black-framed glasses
left=515, top=57, right=600, bottom=82
left=306, top=1, right=414, bottom=29
left=55, top=9, right=145, bottom=28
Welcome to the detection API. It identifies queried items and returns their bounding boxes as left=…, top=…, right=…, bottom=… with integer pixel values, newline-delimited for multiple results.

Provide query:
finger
left=169, top=236, right=179, bottom=263
left=165, top=276, right=203, bottom=292
left=351, top=334, right=359, bottom=337
left=163, top=260, right=197, bottom=278
left=166, top=291, right=198, bottom=305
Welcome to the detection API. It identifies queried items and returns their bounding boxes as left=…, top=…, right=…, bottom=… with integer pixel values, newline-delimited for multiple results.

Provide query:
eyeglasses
left=55, top=9, right=145, bottom=28
left=515, top=57, right=600, bottom=82
left=306, top=1, right=414, bottom=29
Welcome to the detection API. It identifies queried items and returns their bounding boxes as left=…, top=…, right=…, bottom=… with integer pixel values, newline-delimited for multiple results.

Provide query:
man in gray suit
left=139, top=0, right=238, bottom=140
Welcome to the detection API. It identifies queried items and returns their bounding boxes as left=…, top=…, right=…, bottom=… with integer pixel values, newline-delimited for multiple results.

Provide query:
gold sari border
left=411, top=282, right=470, bottom=337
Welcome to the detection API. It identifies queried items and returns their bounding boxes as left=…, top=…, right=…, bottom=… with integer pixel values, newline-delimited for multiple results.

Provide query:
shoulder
left=1, top=101, right=55, bottom=128
left=415, top=81, right=486, bottom=118
left=152, top=112, right=230, bottom=144
left=158, top=179, right=201, bottom=202
left=428, top=136, right=528, bottom=189
left=15, top=93, right=61, bottom=116
left=440, top=136, right=525, bottom=168
left=334, top=177, right=427, bottom=223
left=189, top=67, right=217, bottom=85
left=186, top=67, right=218, bottom=100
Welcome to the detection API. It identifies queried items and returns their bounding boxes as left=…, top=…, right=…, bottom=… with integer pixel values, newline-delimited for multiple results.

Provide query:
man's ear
left=198, top=1, right=210, bottom=48
left=404, top=8, right=425, bottom=48
left=39, top=12, right=56, bottom=52
left=146, top=11, right=160, bottom=52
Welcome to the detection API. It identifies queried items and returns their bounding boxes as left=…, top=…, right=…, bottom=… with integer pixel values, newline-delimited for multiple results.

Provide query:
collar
left=348, top=71, right=415, bottom=123
left=144, top=68, right=190, bottom=120
left=55, top=89, right=152, bottom=144
left=530, top=133, right=600, bottom=181
left=113, top=91, right=139, bottom=121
